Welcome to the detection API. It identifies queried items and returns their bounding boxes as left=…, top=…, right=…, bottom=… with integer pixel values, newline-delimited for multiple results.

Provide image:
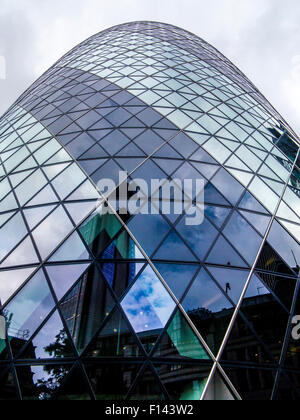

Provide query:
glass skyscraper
left=0, top=21, right=299, bottom=400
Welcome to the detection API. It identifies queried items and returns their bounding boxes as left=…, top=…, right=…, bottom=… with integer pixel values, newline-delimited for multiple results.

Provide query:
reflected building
left=0, top=21, right=300, bottom=400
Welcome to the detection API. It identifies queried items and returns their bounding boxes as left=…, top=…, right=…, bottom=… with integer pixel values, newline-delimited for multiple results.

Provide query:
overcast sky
left=0, top=0, right=300, bottom=135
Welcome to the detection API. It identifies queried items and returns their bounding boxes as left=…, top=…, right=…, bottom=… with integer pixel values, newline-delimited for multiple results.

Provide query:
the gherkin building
left=0, top=21, right=300, bottom=401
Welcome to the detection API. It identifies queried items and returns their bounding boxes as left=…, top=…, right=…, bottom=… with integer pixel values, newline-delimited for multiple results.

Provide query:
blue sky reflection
left=121, top=265, right=176, bottom=333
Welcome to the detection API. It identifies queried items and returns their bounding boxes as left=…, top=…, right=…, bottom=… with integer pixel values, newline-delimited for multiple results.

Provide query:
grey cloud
left=0, top=0, right=299, bottom=134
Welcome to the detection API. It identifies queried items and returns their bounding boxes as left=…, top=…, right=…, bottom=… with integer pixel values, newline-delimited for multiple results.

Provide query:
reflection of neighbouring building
left=60, top=212, right=136, bottom=351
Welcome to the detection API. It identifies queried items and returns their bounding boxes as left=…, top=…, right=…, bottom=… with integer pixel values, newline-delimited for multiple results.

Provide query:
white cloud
left=0, top=0, right=299, bottom=134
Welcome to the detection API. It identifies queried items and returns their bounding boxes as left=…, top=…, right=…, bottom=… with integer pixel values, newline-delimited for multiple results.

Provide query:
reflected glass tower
left=0, top=21, right=300, bottom=400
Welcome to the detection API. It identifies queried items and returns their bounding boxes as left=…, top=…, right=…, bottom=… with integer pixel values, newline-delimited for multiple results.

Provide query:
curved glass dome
left=0, top=21, right=299, bottom=400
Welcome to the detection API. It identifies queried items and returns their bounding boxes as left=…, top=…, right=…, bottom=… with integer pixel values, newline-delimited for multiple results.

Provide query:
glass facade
left=0, top=21, right=299, bottom=400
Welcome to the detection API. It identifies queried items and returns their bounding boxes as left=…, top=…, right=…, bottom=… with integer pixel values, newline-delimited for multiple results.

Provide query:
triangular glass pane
left=79, top=210, right=123, bottom=258
left=46, top=263, right=90, bottom=300
left=0, top=367, right=18, bottom=400
left=49, top=231, right=90, bottom=262
left=27, top=185, right=58, bottom=206
left=153, top=158, right=182, bottom=175
left=205, top=183, right=230, bottom=206
left=0, top=192, right=18, bottom=212
left=23, top=205, right=56, bottom=230
left=154, top=309, right=211, bottom=360
left=18, top=311, right=75, bottom=360
left=79, top=158, right=107, bottom=175
left=192, top=162, right=219, bottom=179
left=223, top=211, right=263, bottom=266
left=207, top=266, right=250, bottom=304
left=0, top=236, right=39, bottom=268
left=220, top=365, right=277, bottom=400
left=205, top=205, right=231, bottom=228
left=65, top=201, right=97, bottom=226
left=211, top=168, right=245, bottom=205
left=155, top=364, right=212, bottom=401
left=0, top=267, right=36, bottom=305
left=227, top=169, right=254, bottom=187
left=182, top=269, right=233, bottom=355
left=121, top=265, right=176, bottom=335
left=175, top=215, right=219, bottom=261
left=0, top=212, right=16, bottom=229
left=239, top=190, right=269, bottom=214
left=32, top=206, right=73, bottom=260
left=6, top=270, right=55, bottom=353
left=239, top=210, right=271, bottom=236
left=221, top=313, right=276, bottom=365
left=85, top=307, right=143, bottom=358
left=59, top=265, right=116, bottom=353
left=17, top=364, right=72, bottom=400
left=55, top=365, right=92, bottom=400
left=43, top=163, right=69, bottom=180
left=242, top=282, right=289, bottom=362
left=155, top=263, right=199, bottom=301
left=9, top=169, right=35, bottom=187
left=99, top=260, right=145, bottom=298
left=206, top=235, right=248, bottom=268
left=129, top=366, right=165, bottom=400
left=203, top=370, right=236, bottom=400
left=84, top=363, right=142, bottom=400
left=118, top=142, right=146, bottom=157
left=127, top=214, right=171, bottom=259
left=274, top=370, right=300, bottom=401
left=66, top=180, right=99, bottom=201
left=153, top=230, right=197, bottom=262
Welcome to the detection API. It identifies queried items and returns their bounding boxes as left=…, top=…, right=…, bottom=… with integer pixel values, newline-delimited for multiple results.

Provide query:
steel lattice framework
left=0, top=21, right=299, bottom=400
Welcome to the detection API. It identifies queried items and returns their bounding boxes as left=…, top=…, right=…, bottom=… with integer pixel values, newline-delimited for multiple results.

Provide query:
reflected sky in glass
left=121, top=265, right=176, bottom=333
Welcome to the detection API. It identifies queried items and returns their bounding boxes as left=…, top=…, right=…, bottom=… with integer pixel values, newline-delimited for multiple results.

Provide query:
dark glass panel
left=127, top=214, right=171, bottom=258
left=0, top=367, right=18, bottom=400
left=211, top=168, right=244, bottom=205
left=204, top=182, right=231, bottom=206
left=223, top=276, right=290, bottom=366
left=79, top=210, right=123, bottom=258
left=267, top=220, right=300, bottom=272
left=223, top=211, right=263, bottom=265
left=207, top=267, right=250, bottom=305
left=155, top=364, right=211, bottom=400
left=205, top=205, right=231, bottom=228
left=54, top=365, right=92, bottom=400
left=100, top=261, right=145, bottom=298
left=153, top=310, right=211, bottom=360
left=17, top=364, right=72, bottom=400
left=221, top=366, right=276, bottom=400
left=274, top=370, right=300, bottom=400
left=5, top=270, right=55, bottom=356
left=206, top=235, right=248, bottom=268
left=183, top=269, right=233, bottom=355
left=59, top=265, right=116, bottom=353
left=175, top=215, right=219, bottom=261
left=84, top=363, right=142, bottom=400
left=154, top=263, right=199, bottom=301
left=18, top=311, right=75, bottom=360
left=129, top=366, right=166, bottom=400
left=85, top=307, right=143, bottom=358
